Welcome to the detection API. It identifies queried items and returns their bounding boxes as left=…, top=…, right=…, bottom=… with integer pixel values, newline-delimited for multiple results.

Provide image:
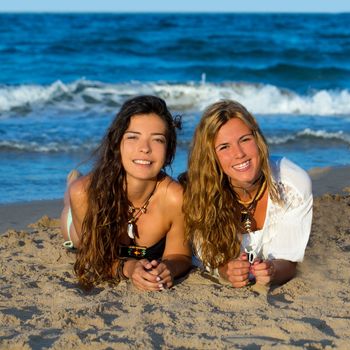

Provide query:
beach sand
left=0, top=167, right=349, bottom=349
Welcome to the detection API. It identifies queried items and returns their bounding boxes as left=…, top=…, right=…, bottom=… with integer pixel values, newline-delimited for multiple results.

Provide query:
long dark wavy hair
left=74, top=95, right=180, bottom=289
left=183, top=100, right=279, bottom=270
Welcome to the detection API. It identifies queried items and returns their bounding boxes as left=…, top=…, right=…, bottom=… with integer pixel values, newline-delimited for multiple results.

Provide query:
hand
left=250, top=259, right=275, bottom=286
left=129, top=259, right=171, bottom=291
left=147, top=260, right=174, bottom=289
left=218, top=253, right=251, bottom=288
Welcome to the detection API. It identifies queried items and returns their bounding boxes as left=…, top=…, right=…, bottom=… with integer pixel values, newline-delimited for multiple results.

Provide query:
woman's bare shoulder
left=159, top=176, right=184, bottom=207
left=68, top=174, right=91, bottom=204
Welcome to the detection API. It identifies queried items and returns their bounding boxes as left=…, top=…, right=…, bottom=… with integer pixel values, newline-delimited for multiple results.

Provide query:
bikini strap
left=63, top=207, right=76, bottom=250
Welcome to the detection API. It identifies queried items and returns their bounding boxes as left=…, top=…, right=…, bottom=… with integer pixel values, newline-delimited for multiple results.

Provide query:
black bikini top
left=143, top=236, right=166, bottom=260
left=118, top=236, right=166, bottom=261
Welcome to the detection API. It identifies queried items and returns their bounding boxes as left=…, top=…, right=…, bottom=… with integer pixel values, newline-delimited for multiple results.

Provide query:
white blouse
left=193, top=156, right=313, bottom=269
left=241, top=156, right=313, bottom=263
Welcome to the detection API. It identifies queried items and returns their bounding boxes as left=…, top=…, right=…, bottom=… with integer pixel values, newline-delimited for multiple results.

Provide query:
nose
left=139, top=138, right=151, bottom=154
left=233, top=143, right=245, bottom=159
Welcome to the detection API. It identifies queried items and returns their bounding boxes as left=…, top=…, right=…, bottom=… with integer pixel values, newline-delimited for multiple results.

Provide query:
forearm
left=111, top=259, right=137, bottom=279
left=271, top=259, right=297, bottom=285
left=121, top=259, right=138, bottom=279
left=162, top=254, right=192, bottom=279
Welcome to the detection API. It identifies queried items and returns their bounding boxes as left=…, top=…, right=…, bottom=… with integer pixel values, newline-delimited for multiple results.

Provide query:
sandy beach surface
left=0, top=167, right=349, bottom=349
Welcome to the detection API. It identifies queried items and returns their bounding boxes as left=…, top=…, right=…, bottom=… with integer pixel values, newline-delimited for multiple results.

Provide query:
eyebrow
left=124, top=131, right=166, bottom=137
left=215, top=142, right=229, bottom=150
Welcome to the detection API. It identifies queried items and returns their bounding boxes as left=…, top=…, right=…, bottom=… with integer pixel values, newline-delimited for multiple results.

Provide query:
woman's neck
left=231, top=173, right=264, bottom=203
left=234, top=185, right=259, bottom=203
left=126, top=177, right=159, bottom=208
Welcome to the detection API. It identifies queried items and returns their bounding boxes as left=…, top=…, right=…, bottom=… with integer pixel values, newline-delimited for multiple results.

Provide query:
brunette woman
left=60, top=95, right=191, bottom=291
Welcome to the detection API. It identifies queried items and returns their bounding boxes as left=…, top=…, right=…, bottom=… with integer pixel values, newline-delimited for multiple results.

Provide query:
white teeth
left=234, top=161, right=249, bottom=170
left=133, top=159, right=151, bottom=165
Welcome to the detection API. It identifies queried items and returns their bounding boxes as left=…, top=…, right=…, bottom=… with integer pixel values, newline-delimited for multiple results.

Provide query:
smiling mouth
left=233, top=160, right=250, bottom=170
left=133, top=159, right=152, bottom=165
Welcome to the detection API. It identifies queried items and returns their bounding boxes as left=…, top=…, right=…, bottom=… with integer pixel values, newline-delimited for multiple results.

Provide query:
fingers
left=226, top=256, right=276, bottom=287
left=130, top=260, right=173, bottom=291
left=252, top=260, right=272, bottom=274
left=251, top=260, right=274, bottom=285
left=227, top=258, right=250, bottom=273
left=130, top=260, right=160, bottom=291
left=139, top=259, right=156, bottom=271
left=149, top=261, right=173, bottom=289
left=225, top=256, right=275, bottom=288
left=225, top=257, right=251, bottom=288
left=239, top=252, right=249, bottom=261
left=228, top=274, right=250, bottom=288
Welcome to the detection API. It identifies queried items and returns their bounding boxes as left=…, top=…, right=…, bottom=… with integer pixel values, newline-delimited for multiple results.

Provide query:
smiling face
left=214, top=117, right=261, bottom=188
left=120, top=113, right=167, bottom=181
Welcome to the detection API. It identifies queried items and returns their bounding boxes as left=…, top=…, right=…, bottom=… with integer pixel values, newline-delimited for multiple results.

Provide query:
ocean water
left=0, top=13, right=350, bottom=203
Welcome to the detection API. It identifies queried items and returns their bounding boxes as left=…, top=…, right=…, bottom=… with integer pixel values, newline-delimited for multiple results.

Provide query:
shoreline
left=308, top=164, right=350, bottom=196
left=1, top=165, right=350, bottom=233
left=0, top=198, right=62, bottom=233
left=0, top=165, right=350, bottom=234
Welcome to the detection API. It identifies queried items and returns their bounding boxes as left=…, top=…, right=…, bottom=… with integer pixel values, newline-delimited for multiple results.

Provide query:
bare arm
left=218, top=253, right=297, bottom=288
left=121, top=181, right=191, bottom=291
left=67, top=175, right=90, bottom=248
left=159, top=181, right=192, bottom=283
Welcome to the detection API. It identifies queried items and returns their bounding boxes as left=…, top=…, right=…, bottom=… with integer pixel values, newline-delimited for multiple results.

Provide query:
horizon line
left=0, top=10, right=349, bottom=14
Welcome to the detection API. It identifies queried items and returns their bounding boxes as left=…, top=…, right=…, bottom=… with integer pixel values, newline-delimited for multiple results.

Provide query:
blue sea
left=1, top=13, right=350, bottom=204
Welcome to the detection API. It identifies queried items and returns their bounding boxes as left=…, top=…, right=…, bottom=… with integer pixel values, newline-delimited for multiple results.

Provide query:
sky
left=0, top=0, right=349, bottom=13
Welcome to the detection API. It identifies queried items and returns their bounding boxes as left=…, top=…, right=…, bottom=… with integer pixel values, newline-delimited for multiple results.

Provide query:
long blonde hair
left=183, top=100, right=279, bottom=269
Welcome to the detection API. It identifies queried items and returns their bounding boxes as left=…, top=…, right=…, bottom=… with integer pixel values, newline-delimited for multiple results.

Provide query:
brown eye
left=241, top=135, right=253, bottom=142
left=218, top=144, right=229, bottom=151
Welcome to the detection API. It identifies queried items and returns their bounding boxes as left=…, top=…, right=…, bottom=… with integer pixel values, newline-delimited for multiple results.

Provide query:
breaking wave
left=1, top=79, right=350, bottom=116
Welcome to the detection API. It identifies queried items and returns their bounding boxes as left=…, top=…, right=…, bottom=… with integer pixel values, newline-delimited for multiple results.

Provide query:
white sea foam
left=1, top=128, right=349, bottom=153
left=0, top=139, right=98, bottom=153
left=1, top=79, right=350, bottom=116
left=268, top=129, right=350, bottom=145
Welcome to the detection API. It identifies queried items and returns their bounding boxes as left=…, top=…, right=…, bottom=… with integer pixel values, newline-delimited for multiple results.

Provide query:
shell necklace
left=127, top=181, right=158, bottom=240
left=237, top=174, right=267, bottom=234
left=236, top=175, right=267, bottom=264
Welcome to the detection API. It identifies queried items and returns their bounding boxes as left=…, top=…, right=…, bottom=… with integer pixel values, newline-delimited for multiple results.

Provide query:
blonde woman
left=183, top=100, right=312, bottom=288
left=60, top=95, right=191, bottom=291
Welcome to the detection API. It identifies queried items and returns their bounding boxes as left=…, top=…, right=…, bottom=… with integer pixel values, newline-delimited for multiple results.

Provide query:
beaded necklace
left=127, top=181, right=158, bottom=240
left=237, top=175, right=267, bottom=233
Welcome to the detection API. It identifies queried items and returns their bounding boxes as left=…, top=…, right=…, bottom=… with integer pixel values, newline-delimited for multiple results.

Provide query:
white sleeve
left=265, top=158, right=313, bottom=262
